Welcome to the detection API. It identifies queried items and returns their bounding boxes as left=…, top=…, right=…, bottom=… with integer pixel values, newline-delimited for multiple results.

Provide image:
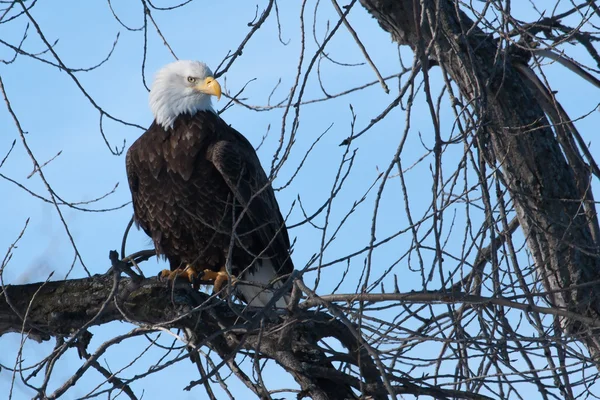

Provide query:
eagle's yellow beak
left=195, top=77, right=221, bottom=101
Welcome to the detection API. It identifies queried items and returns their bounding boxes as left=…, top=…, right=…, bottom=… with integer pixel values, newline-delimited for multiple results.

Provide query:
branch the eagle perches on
left=0, top=251, right=382, bottom=400
left=0, top=252, right=504, bottom=400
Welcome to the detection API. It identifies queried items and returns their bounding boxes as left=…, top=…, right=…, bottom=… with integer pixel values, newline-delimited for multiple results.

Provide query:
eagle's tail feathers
left=238, top=260, right=288, bottom=308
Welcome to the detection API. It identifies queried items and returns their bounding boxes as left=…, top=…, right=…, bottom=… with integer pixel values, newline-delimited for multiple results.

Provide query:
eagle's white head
left=149, top=60, right=222, bottom=130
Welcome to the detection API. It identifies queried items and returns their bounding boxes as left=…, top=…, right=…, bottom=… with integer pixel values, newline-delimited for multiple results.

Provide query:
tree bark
left=359, top=0, right=600, bottom=365
left=0, top=274, right=384, bottom=400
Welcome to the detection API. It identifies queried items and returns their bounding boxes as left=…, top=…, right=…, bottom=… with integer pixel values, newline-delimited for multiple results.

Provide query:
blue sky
left=0, top=1, right=599, bottom=399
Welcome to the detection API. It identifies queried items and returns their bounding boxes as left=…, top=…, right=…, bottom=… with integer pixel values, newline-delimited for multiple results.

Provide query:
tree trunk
left=359, top=0, right=600, bottom=366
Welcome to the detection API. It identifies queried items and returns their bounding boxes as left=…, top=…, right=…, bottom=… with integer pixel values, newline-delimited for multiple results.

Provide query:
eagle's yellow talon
left=159, top=265, right=236, bottom=294
left=159, top=264, right=200, bottom=283
left=202, top=266, right=236, bottom=293
left=159, top=269, right=171, bottom=280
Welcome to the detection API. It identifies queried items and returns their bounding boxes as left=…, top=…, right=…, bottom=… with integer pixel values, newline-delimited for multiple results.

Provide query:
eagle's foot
left=158, top=264, right=200, bottom=284
left=202, top=266, right=237, bottom=294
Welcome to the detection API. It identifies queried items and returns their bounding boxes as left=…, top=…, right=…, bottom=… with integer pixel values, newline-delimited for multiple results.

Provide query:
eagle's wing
left=125, top=139, right=163, bottom=253
left=125, top=126, right=184, bottom=262
left=125, top=146, right=147, bottom=236
left=209, top=138, right=293, bottom=278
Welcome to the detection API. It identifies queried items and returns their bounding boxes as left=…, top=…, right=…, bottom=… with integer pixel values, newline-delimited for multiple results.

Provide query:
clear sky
left=0, top=1, right=598, bottom=399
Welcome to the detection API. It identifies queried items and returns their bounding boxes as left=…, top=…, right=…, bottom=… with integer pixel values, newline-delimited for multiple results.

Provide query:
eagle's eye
left=187, top=76, right=196, bottom=83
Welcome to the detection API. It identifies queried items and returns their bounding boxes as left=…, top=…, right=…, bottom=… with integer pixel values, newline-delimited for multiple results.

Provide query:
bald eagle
left=126, top=60, right=293, bottom=308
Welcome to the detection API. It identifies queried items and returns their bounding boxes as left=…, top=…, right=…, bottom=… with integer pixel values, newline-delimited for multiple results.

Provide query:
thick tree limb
left=0, top=273, right=512, bottom=399
left=0, top=274, right=385, bottom=400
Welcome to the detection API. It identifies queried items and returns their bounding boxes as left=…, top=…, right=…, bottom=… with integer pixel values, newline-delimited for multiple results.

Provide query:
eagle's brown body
left=126, top=111, right=293, bottom=300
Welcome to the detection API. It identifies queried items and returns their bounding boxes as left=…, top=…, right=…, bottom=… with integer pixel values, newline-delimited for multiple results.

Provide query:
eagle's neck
left=150, top=87, right=215, bottom=130
left=156, top=110, right=220, bottom=136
